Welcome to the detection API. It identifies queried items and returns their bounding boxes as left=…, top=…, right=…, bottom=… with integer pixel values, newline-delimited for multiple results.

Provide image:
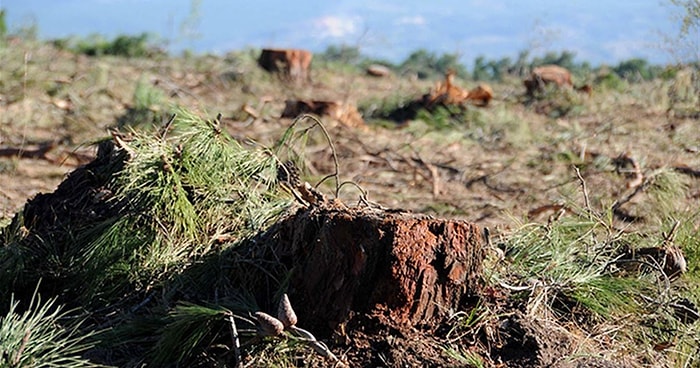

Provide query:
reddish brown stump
left=248, top=202, right=485, bottom=337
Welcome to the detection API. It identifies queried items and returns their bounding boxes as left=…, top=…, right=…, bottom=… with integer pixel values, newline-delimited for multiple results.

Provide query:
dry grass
left=2, top=41, right=698, bottom=228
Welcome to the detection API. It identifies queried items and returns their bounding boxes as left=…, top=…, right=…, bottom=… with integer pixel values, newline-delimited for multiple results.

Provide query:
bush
left=116, top=78, right=167, bottom=129
left=613, top=58, right=659, bottom=81
left=399, top=49, right=467, bottom=80
left=0, top=9, right=7, bottom=40
left=67, top=32, right=162, bottom=58
left=595, top=69, right=627, bottom=91
left=316, top=44, right=362, bottom=65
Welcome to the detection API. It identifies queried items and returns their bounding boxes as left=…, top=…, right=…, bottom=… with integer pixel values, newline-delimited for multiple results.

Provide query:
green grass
left=116, top=78, right=167, bottom=129
left=149, top=303, right=234, bottom=366
left=442, top=345, right=486, bottom=368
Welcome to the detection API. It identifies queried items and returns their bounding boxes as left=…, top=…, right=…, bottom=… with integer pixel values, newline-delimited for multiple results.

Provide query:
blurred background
left=1, top=0, right=693, bottom=67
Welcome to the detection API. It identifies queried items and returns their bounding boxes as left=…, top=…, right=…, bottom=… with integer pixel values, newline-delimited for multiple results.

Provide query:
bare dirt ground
left=2, top=42, right=699, bottom=232
left=1, top=41, right=699, bottom=366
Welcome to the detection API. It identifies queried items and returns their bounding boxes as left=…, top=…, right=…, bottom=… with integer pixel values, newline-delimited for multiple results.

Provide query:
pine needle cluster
left=0, top=108, right=303, bottom=366
left=0, top=288, right=99, bottom=367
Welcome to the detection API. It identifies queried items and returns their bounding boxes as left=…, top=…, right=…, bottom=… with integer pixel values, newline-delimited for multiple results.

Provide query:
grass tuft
left=491, top=196, right=700, bottom=365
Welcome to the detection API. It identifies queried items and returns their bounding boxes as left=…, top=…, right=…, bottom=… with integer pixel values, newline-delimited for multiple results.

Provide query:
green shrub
left=613, top=58, right=662, bottom=81
left=0, top=9, right=7, bottom=41
left=70, top=32, right=161, bottom=58
left=525, top=84, right=585, bottom=118
left=595, top=70, right=627, bottom=91
left=416, top=105, right=468, bottom=130
left=399, top=49, right=467, bottom=80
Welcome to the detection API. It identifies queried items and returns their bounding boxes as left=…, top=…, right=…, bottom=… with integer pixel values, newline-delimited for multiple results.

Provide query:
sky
left=1, top=0, right=686, bottom=66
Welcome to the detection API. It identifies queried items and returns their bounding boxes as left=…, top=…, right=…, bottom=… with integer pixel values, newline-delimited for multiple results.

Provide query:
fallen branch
left=673, top=165, right=700, bottom=178
left=427, top=162, right=440, bottom=198
left=0, top=141, right=57, bottom=161
left=397, top=152, right=431, bottom=183
left=626, top=156, right=644, bottom=189
left=228, top=314, right=243, bottom=368
left=464, top=174, right=522, bottom=194
left=409, top=152, right=441, bottom=198
left=527, top=204, right=570, bottom=219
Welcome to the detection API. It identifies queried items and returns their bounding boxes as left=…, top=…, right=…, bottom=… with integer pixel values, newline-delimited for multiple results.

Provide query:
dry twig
left=228, top=314, right=243, bottom=368
left=573, top=166, right=591, bottom=212
left=0, top=141, right=57, bottom=161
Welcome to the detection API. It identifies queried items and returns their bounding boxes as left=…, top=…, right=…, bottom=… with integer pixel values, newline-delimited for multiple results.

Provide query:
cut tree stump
left=257, top=48, right=313, bottom=83
left=2, top=136, right=486, bottom=366
left=243, top=201, right=485, bottom=336
left=366, top=64, right=392, bottom=77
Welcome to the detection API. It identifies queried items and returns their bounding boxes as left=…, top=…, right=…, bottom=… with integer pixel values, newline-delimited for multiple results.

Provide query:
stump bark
left=247, top=202, right=485, bottom=336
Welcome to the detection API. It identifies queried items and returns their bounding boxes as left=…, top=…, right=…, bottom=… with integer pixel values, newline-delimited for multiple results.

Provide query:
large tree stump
left=246, top=202, right=485, bottom=336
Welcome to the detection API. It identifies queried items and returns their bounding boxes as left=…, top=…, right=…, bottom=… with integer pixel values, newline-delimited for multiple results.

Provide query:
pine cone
left=277, top=294, right=298, bottom=328
left=664, top=246, right=687, bottom=280
left=254, top=311, right=284, bottom=337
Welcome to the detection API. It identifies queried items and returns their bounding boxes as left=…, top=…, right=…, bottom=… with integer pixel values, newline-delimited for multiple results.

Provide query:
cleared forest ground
left=1, top=40, right=699, bottom=367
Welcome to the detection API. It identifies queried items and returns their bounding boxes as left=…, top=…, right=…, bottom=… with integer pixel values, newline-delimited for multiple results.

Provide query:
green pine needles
left=89, top=108, right=294, bottom=303
left=490, top=188, right=700, bottom=365
left=0, top=108, right=304, bottom=366
left=0, top=288, right=100, bottom=367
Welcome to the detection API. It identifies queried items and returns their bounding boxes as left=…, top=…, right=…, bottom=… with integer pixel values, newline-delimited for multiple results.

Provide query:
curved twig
left=302, top=115, right=340, bottom=194
left=337, top=180, right=373, bottom=206
left=287, top=325, right=339, bottom=361
left=281, top=114, right=341, bottom=197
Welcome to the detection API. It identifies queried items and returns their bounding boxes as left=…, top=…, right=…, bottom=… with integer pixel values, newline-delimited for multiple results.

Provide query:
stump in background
left=366, top=64, right=392, bottom=77
left=258, top=48, right=312, bottom=83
